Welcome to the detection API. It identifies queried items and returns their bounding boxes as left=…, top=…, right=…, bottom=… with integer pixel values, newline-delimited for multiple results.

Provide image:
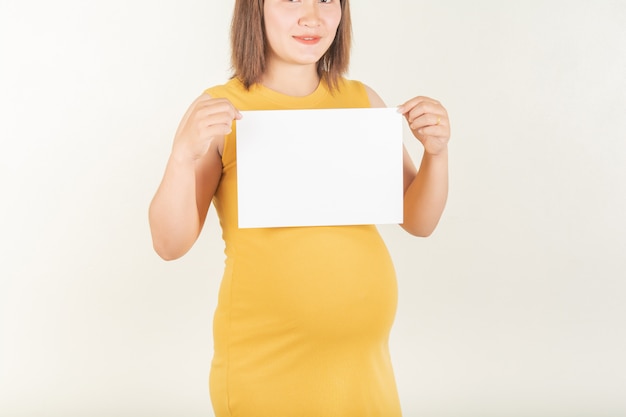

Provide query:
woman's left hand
left=398, top=96, right=450, bottom=156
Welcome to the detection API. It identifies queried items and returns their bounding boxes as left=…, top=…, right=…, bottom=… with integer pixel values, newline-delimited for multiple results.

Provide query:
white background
left=1, top=1, right=625, bottom=416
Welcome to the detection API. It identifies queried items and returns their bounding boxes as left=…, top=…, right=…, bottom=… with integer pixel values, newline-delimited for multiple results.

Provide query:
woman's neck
left=261, top=61, right=320, bottom=97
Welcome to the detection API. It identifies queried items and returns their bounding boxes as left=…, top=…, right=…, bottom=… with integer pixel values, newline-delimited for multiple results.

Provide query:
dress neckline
left=232, top=77, right=331, bottom=108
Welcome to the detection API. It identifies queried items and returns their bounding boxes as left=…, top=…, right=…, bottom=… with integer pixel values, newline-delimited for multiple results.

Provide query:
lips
left=293, top=36, right=322, bottom=45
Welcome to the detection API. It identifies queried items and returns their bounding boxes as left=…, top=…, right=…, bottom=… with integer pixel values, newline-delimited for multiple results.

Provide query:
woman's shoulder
left=335, top=77, right=385, bottom=108
left=204, top=78, right=245, bottom=97
left=336, top=77, right=366, bottom=92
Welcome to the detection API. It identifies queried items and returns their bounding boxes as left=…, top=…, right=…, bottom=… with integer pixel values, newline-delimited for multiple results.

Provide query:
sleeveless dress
left=205, top=78, right=402, bottom=417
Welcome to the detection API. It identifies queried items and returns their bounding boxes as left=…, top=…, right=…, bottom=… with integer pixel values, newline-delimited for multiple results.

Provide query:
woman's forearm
left=149, top=155, right=203, bottom=260
left=401, top=147, right=449, bottom=237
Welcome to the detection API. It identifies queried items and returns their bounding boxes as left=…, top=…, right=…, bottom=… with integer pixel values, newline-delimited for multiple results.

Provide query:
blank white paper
left=236, top=107, right=403, bottom=228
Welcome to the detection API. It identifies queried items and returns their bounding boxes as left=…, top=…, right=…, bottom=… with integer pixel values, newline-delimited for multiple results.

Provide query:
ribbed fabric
left=205, top=78, right=402, bottom=417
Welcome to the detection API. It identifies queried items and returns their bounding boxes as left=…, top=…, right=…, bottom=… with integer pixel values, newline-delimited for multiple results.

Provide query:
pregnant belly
left=219, top=225, right=398, bottom=343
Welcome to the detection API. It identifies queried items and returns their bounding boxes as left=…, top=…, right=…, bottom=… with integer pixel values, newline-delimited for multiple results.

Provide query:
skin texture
left=149, top=0, right=450, bottom=260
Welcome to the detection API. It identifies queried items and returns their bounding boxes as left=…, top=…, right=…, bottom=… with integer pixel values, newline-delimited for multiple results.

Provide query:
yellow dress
left=206, top=78, right=402, bottom=417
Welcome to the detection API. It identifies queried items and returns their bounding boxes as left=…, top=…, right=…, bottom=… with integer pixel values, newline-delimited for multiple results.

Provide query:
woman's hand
left=171, top=94, right=242, bottom=162
left=398, top=96, right=450, bottom=156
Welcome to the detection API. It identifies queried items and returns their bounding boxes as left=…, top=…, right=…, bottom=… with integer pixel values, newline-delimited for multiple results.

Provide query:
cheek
left=263, top=14, right=287, bottom=48
left=326, top=10, right=342, bottom=34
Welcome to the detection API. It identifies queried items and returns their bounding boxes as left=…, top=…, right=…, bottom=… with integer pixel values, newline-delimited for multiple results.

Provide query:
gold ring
left=436, top=116, right=441, bottom=125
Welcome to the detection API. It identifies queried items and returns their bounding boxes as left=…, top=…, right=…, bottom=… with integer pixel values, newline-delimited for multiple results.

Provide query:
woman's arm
left=365, top=85, right=450, bottom=237
left=148, top=94, right=241, bottom=260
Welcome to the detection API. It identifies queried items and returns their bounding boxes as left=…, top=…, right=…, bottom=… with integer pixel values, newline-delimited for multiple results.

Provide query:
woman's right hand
left=171, top=94, right=242, bottom=162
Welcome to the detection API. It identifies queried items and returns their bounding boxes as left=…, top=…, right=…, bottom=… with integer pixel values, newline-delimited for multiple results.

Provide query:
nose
left=298, top=3, right=321, bottom=27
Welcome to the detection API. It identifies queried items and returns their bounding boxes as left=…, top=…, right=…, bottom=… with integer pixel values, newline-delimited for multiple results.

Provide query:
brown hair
left=230, top=0, right=352, bottom=91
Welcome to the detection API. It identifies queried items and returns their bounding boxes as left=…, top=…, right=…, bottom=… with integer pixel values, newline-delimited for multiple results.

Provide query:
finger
left=197, top=103, right=242, bottom=123
left=201, top=123, right=234, bottom=138
left=197, top=96, right=243, bottom=119
left=407, top=112, right=447, bottom=131
left=194, top=114, right=238, bottom=137
left=397, top=96, right=441, bottom=115
left=417, top=124, right=449, bottom=138
left=404, top=103, right=445, bottom=126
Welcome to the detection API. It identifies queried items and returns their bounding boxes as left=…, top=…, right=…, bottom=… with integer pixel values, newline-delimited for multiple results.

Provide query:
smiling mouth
left=294, top=36, right=321, bottom=44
